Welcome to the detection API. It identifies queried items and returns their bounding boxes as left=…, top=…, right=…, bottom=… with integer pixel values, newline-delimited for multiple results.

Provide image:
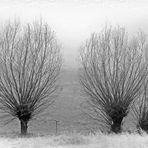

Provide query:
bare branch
left=79, top=26, right=148, bottom=133
left=0, top=21, right=62, bottom=135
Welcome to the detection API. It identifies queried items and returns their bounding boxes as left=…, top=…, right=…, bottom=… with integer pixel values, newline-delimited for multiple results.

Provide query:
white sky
left=0, top=0, right=148, bottom=68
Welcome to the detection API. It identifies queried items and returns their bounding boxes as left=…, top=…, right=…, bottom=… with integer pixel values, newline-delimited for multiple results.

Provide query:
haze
left=0, top=0, right=148, bottom=68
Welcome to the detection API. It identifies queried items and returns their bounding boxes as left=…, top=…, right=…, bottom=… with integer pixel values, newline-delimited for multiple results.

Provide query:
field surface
left=1, top=133, right=148, bottom=148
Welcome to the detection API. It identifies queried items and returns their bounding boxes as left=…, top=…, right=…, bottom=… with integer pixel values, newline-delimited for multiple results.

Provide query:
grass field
left=0, top=133, right=148, bottom=148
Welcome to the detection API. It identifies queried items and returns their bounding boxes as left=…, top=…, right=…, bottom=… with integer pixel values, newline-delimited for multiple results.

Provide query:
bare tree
left=0, top=21, right=61, bottom=136
left=79, top=26, right=148, bottom=133
left=132, top=80, right=148, bottom=134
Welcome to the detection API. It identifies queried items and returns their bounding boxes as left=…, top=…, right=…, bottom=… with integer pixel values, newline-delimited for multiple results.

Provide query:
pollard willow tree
left=0, top=21, right=61, bottom=136
left=132, top=89, right=148, bottom=133
left=127, top=32, right=148, bottom=134
left=128, top=32, right=148, bottom=134
left=132, top=77, right=148, bottom=133
left=79, top=26, right=148, bottom=133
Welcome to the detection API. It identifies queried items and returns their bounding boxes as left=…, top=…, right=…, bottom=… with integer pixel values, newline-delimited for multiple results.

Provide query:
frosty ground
left=0, top=133, right=148, bottom=148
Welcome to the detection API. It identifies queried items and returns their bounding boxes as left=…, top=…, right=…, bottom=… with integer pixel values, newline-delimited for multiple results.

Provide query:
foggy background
left=0, top=0, right=148, bottom=68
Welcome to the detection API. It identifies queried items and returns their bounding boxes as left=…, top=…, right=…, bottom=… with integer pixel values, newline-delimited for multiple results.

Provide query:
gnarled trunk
left=139, top=122, right=148, bottom=134
left=111, top=122, right=122, bottom=133
left=20, top=120, right=28, bottom=136
left=111, top=117, right=123, bottom=133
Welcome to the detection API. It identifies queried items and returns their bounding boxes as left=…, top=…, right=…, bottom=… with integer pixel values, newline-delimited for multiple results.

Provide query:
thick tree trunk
left=139, top=124, right=148, bottom=134
left=111, top=122, right=122, bottom=133
left=20, top=120, right=28, bottom=136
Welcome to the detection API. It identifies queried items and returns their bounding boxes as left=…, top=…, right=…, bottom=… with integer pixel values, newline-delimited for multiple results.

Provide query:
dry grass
left=1, top=132, right=148, bottom=148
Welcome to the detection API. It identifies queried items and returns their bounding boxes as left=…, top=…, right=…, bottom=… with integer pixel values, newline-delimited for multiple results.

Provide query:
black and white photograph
left=0, top=0, right=148, bottom=147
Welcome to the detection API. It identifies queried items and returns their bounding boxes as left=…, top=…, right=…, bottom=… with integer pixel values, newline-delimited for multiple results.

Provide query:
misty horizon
left=0, top=0, right=148, bottom=68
